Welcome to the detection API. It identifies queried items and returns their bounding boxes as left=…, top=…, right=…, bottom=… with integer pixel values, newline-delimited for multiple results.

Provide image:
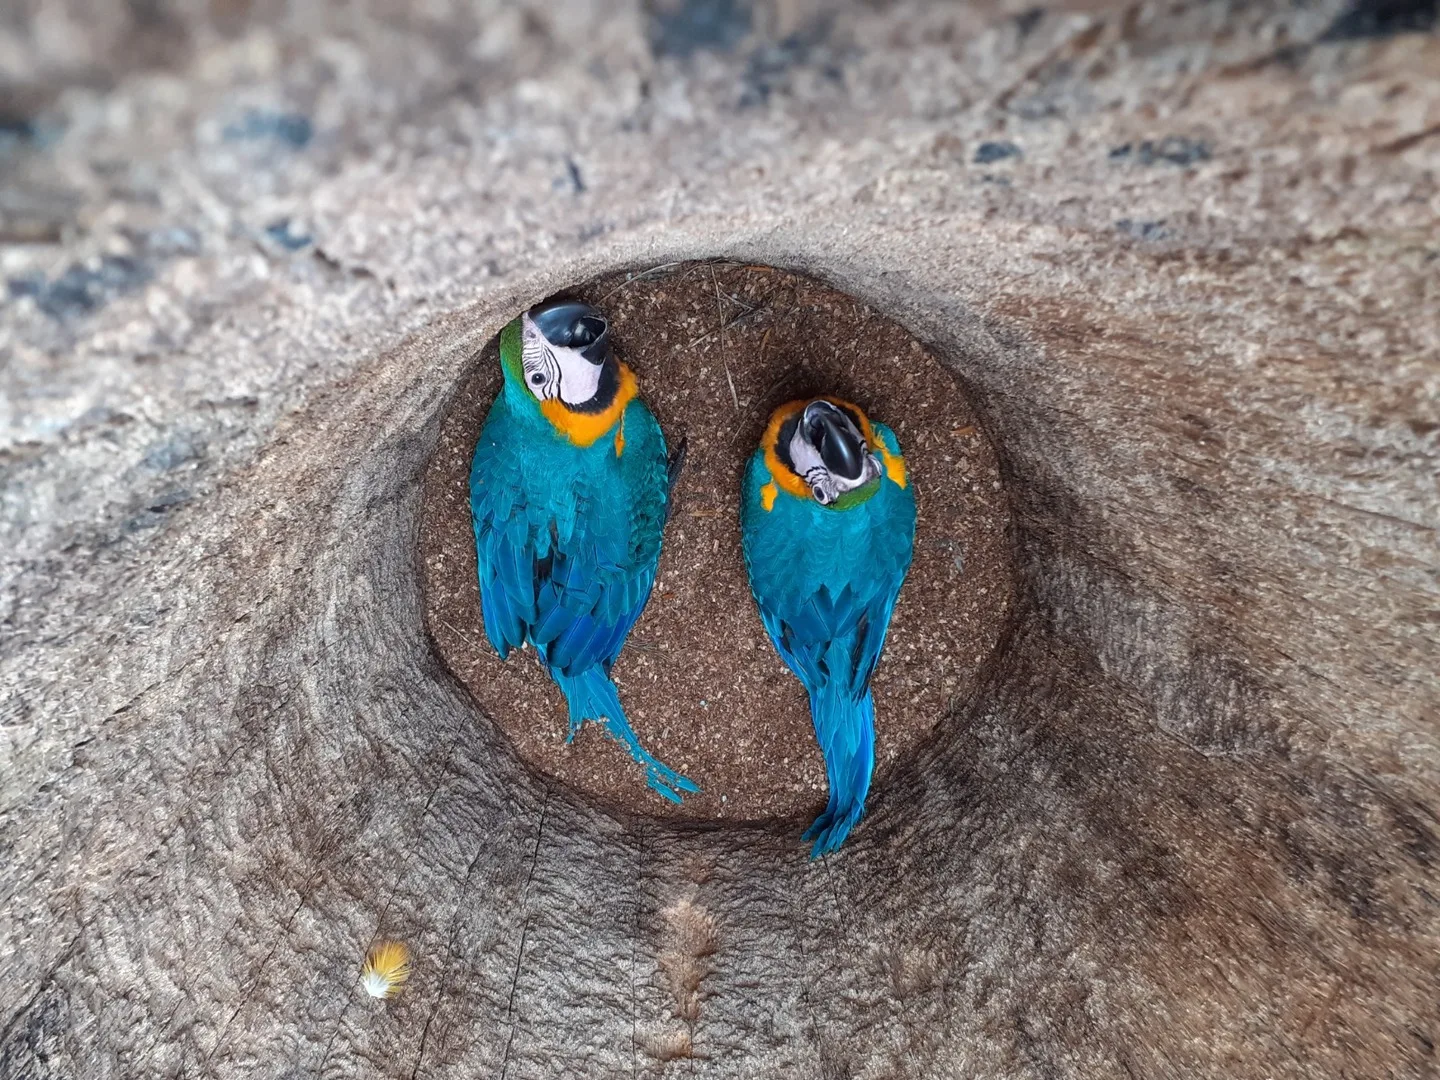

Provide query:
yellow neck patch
left=761, top=401, right=814, bottom=502
left=878, top=442, right=907, bottom=489
left=540, top=363, right=638, bottom=447
left=760, top=396, right=907, bottom=509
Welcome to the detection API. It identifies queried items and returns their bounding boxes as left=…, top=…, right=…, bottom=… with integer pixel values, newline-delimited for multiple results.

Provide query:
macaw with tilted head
left=741, top=398, right=916, bottom=855
left=470, top=300, right=698, bottom=802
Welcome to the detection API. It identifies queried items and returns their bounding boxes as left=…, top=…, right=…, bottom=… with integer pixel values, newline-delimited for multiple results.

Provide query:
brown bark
left=1, top=1, right=1436, bottom=1077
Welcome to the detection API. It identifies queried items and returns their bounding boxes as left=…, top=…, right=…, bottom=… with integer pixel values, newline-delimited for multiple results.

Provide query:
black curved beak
left=528, top=300, right=610, bottom=365
left=804, top=400, right=866, bottom=481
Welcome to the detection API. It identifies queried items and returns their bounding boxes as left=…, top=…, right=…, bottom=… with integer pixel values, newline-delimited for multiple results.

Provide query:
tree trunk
left=1, top=2, right=1436, bottom=1077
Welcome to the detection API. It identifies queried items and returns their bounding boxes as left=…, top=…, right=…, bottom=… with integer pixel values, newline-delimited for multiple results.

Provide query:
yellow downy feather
left=361, top=940, right=411, bottom=999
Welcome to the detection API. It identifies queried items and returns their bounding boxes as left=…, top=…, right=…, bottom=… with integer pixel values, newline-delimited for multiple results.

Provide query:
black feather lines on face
left=527, top=302, right=618, bottom=412
left=521, top=327, right=560, bottom=399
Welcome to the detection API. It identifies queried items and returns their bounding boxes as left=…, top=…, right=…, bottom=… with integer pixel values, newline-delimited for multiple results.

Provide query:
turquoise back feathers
left=471, top=306, right=916, bottom=833
left=740, top=398, right=917, bottom=856
left=469, top=303, right=697, bottom=802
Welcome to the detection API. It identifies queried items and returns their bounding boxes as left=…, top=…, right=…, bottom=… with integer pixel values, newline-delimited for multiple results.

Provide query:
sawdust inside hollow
left=420, top=263, right=1014, bottom=824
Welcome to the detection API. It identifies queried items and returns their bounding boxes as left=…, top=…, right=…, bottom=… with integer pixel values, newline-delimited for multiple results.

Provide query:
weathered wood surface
left=1, top=1, right=1437, bottom=1077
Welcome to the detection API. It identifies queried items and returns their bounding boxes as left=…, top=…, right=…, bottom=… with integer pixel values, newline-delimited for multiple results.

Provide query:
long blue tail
left=552, top=666, right=699, bottom=804
left=801, top=686, right=876, bottom=857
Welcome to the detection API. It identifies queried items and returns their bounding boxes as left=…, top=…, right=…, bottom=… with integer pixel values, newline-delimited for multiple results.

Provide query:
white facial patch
left=788, top=414, right=882, bottom=506
left=520, top=312, right=604, bottom=406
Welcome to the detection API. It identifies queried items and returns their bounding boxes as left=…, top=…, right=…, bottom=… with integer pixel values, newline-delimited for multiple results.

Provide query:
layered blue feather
left=469, top=319, right=696, bottom=802
left=741, top=419, right=915, bottom=855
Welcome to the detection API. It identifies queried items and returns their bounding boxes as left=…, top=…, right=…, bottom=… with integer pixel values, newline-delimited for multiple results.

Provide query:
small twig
left=758, top=369, right=795, bottom=404
left=684, top=306, right=769, bottom=350
left=1375, top=123, right=1440, bottom=156
left=437, top=617, right=481, bottom=646
left=596, top=262, right=687, bottom=304
left=708, top=266, right=742, bottom=415
left=710, top=265, right=725, bottom=330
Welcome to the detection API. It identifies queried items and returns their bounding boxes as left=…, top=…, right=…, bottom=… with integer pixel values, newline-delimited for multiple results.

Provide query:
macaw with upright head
left=741, top=398, right=916, bottom=855
left=469, top=300, right=698, bottom=803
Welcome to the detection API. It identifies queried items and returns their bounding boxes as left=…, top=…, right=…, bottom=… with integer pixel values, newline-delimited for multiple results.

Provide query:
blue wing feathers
left=474, top=519, right=532, bottom=657
left=770, top=583, right=895, bottom=698
left=530, top=580, right=573, bottom=644
left=471, top=393, right=694, bottom=802
left=741, top=440, right=915, bottom=856
left=472, top=452, right=657, bottom=678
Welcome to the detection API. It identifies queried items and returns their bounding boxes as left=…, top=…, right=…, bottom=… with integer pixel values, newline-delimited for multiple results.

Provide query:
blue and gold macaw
left=469, top=300, right=698, bottom=802
left=741, top=398, right=916, bottom=855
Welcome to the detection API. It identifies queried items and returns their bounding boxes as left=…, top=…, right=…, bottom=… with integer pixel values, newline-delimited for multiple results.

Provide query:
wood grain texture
left=1, top=1, right=1436, bottom=1077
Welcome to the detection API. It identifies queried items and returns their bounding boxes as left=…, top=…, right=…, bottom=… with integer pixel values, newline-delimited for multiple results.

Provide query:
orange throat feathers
left=540, top=362, right=638, bottom=447
left=760, top=397, right=907, bottom=510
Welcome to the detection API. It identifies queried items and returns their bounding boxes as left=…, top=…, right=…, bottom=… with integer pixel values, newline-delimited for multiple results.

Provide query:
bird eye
left=530, top=373, right=545, bottom=384
left=812, top=485, right=830, bottom=504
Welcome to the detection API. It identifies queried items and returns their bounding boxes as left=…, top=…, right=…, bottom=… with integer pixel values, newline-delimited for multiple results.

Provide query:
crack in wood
left=0, top=932, right=83, bottom=1057
left=499, top=787, right=550, bottom=1080
left=631, top=822, right=643, bottom=1080
left=315, top=765, right=453, bottom=1077
left=408, top=820, right=495, bottom=1079
left=195, top=871, right=320, bottom=1078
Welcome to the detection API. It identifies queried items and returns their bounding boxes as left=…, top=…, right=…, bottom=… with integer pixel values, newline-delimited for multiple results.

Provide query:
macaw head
left=784, top=399, right=884, bottom=507
left=504, top=300, right=616, bottom=411
left=499, top=299, right=640, bottom=446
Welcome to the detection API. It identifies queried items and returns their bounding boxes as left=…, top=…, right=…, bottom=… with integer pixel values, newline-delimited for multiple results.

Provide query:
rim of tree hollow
left=418, top=261, right=1016, bottom=824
